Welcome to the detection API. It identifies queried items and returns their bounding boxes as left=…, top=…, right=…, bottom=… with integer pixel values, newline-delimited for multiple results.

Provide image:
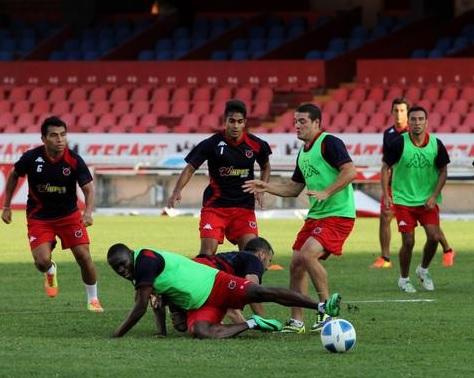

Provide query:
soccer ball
left=320, top=319, right=356, bottom=353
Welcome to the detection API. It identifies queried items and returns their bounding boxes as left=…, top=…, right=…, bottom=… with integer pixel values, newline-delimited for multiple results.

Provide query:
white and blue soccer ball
left=320, top=319, right=356, bottom=353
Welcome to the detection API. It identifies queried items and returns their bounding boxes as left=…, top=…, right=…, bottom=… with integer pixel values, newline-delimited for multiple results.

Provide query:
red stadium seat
left=0, top=112, right=14, bottom=131
left=193, top=100, right=210, bottom=115
left=423, top=86, right=440, bottom=103
left=440, top=85, right=458, bottom=101
left=331, top=87, right=348, bottom=103
left=193, top=86, right=212, bottom=102
left=31, top=100, right=50, bottom=116
left=451, top=99, right=469, bottom=114
left=177, top=113, right=200, bottom=132
left=29, top=87, right=48, bottom=102
left=275, top=111, right=294, bottom=132
left=377, top=100, right=392, bottom=114
left=432, top=99, right=451, bottom=116
left=250, top=101, right=269, bottom=119
left=214, top=87, right=233, bottom=102
left=255, top=87, right=273, bottom=102
left=439, top=112, right=461, bottom=132
left=16, top=113, right=35, bottom=131
left=405, top=86, right=421, bottom=104
left=368, top=112, right=387, bottom=131
left=331, top=112, right=349, bottom=132
left=69, top=87, right=88, bottom=102
left=201, top=113, right=220, bottom=132
left=151, top=87, right=170, bottom=101
left=385, top=86, right=403, bottom=101
left=51, top=100, right=70, bottom=115
left=111, top=100, right=130, bottom=117
left=366, top=86, right=384, bottom=104
left=130, top=87, right=149, bottom=102
left=211, top=100, right=227, bottom=116
left=77, top=113, right=97, bottom=132
left=461, top=113, right=474, bottom=131
left=170, top=100, right=190, bottom=116
left=428, top=112, right=441, bottom=131
left=340, top=100, right=359, bottom=115
left=150, top=100, right=169, bottom=115
left=71, top=100, right=90, bottom=116
left=116, top=113, right=138, bottom=133
left=90, top=87, right=108, bottom=102
left=234, top=87, right=253, bottom=103
left=137, top=113, right=158, bottom=133
left=359, top=100, right=376, bottom=114
left=322, top=100, right=339, bottom=116
left=351, top=112, right=368, bottom=129
left=91, top=100, right=110, bottom=116
left=348, top=87, right=366, bottom=103
left=95, top=113, right=116, bottom=132
left=59, top=113, right=77, bottom=131
left=172, top=87, right=191, bottom=102
left=459, top=85, right=474, bottom=101
left=0, top=100, right=11, bottom=113
left=110, top=87, right=129, bottom=102
left=12, top=100, right=30, bottom=115
left=9, top=86, right=29, bottom=101
left=417, top=99, right=432, bottom=112
left=321, top=112, right=332, bottom=129
left=49, top=87, right=68, bottom=102
left=130, top=100, right=150, bottom=117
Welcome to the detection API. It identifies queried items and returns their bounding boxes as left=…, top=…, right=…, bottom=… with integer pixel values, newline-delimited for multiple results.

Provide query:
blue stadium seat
left=138, top=50, right=155, bottom=60
left=156, top=50, right=173, bottom=60
left=305, top=50, right=322, bottom=59
left=231, top=50, right=249, bottom=60
left=210, top=50, right=227, bottom=60
left=411, top=49, right=427, bottom=58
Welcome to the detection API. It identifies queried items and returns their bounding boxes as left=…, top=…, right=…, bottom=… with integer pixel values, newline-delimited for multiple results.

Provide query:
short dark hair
left=107, top=243, right=132, bottom=264
left=41, top=116, right=67, bottom=137
left=408, top=106, right=428, bottom=119
left=224, top=99, right=247, bottom=118
left=244, top=237, right=274, bottom=256
left=391, top=97, right=410, bottom=111
left=296, top=103, right=322, bottom=122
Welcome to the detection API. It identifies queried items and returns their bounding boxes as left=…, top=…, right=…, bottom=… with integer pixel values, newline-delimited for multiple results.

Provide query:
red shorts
left=393, top=204, right=439, bottom=233
left=27, top=210, right=89, bottom=250
left=292, top=217, right=354, bottom=258
left=187, top=271, right=253, bottom=332
left=199, top=207, right=258, bottom=244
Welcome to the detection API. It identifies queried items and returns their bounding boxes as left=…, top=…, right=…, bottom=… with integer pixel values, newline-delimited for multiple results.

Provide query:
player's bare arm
left=243, top=179, right=305, bottom=197
left=306, top=162, right=356, bottom=200
left=426, top=165, right=447, bottom=209
left=112, top=285, right=153, bottom=337
left=167, top=164, right=196, bottom=208
left=245, top=273, right=265, bottom=316
left=80, top=181, right=95, bottom=227
left=1, top=170, right=19, bottom=224
left=380, top=162, right=393, bottom=209
left=256, top=160, right=271, bottom=209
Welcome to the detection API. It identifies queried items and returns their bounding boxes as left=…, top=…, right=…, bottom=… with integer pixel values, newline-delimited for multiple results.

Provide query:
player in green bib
left=243, top=103, right=356, bottom=334
left=107, top=242, right=341, bottom=339
left=382, top=106, right=450, bottom=293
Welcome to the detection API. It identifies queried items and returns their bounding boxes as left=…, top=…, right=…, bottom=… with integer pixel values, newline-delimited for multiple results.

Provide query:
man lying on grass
left=107, top=243, right=341, bottom=339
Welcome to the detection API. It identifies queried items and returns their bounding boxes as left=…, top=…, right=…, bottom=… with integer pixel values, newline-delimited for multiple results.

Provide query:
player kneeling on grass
left=150, top=236, right=275, bottom=335
left=107, top=243, right=341, bottom=339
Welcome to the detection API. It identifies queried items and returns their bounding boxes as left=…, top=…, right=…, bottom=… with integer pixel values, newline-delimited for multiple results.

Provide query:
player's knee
left=402, top=234, right=415, bottom=249
left=34, top=259, right=50, bottom=272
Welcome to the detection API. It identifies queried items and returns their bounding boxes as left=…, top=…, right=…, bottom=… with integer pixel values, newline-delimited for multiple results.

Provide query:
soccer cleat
left=44, top=261, right=58, bottom=298
left=398, top=278, right=417, bottom=293
left=250, top=315, right=282, bottom=332
left=310, top=312, right=332, bottom=332
left=370, top=256, right=392, bottom=269
left=280, top=319, right=305, bottom=334
left=442, top=250, right=455, bottom=267
left=87, top=298, right=104, bottom=312
left=416, top=265, right=434, bottom=291
left=325, top=293, right=341, bottom=317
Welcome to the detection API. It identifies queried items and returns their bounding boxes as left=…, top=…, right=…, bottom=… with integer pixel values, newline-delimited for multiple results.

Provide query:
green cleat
left=310, top=312, right=332, bottom=332
left=280, top=319, right=305, bottom=334
left=250, top=315, right=283, bottom=332
left=325, top=293, right=341, bottom=317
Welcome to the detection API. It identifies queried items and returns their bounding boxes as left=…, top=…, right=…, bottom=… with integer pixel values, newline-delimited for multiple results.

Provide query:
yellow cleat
left=370, top=256, right=392, bottom=269
left=87, top=299, right=104, bottom=313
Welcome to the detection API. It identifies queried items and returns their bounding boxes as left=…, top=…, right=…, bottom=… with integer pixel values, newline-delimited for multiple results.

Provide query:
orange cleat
left=442, top=249, right=455, bottom=267
left=87, top=298, right=104, bottom=313
left=44, top=262, right=58, bottom=297
left=370, top=256, right=392, bottom=269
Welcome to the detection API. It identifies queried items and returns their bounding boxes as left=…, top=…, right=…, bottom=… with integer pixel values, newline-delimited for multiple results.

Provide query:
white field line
left=346, top=299, right=435, bottom=303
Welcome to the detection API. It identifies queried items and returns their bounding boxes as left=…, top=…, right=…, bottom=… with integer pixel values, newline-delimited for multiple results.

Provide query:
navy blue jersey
left=291, top=133, right=352, bottom=183
left=382, top=125, right=408, bottom=156
left=14, top=146, right=92, bottom=219
left=194, top=251, right=265, bottom=283
left=134, top=249, right=165, bottom=289
left=185, top=132, right=272, bottom=209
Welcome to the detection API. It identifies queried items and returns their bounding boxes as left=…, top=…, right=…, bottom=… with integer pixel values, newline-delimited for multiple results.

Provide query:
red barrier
left=357, top=58, right=474, bottom=85
left=0, top=61, right=325, bottom=88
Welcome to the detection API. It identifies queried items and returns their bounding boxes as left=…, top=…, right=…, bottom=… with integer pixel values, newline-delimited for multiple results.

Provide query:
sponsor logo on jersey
left=36, top=184, right=67, bottom=194
left=35, top=157, right=45, bottom=162
left=249, top=221, right=257, bottom=229
left=29, top=235, right=37, bottom=242
left=219, top=166, right=250, bottom=177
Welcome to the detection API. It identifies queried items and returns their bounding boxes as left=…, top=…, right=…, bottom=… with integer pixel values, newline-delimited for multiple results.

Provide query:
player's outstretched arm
left=243, top=179, right=304, bottom=198
left=112, top=286, right=153, bottom=337
left=167, top=164, right=196, bottom=208
left=1, top=170, right=19, bottom=224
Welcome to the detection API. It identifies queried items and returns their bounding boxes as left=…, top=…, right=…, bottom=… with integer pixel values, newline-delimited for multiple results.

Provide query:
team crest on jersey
left=74, top=229, right=83, bottom=238
left=312, top=227, right=322, bottom=235
left=245, top=149, right=254, bottom=158
left=62, top=167, right=71, bottom=176
left=249, top=221, right=257, bottom=229
left=228, top=280, right=237, bottom=290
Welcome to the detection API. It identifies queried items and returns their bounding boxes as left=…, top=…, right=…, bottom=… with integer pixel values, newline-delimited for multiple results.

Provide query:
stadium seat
left=169, top=100, right=190, bottom=116
left=351, top=112, right=368, bottom=130
left=130, top=100, right=150, bottom=117
left=69, top=87, right=88, bottom=102
left=234, top=87, right=253, bottom=103
left=332, top=112, right=350, bottom=132
left=405, top=86, right=421, bottom=104
left=110, top=87, right=129, bottom=102
left=441, top=85, right=459, bottom=101
left=0, top=112, right=14, bottom=132
left=193, top=86, right=212, bottom=102
left=459, top=85, right=474, bottom=101
left=359, top=100, right=376, bottom=114
left=111, top=100, right=129, bottom=117
left=432, top=99, right=451, bottom=116
left=323, top=100, right=340, bottom=116
left=451, top=99, right=469, bottom=114
left=255, top=87, right=273, bottom=102
left=348, top=87, right=366, bottom=102
left=71, top=100, right=90, bottom=116
left=12, top=100, right=30, bottom=115
left=200, top=113, right=220, bottom=132
left=340, top=100, right=359, bottom=115
left=49, top=87, right=68, bottom=102
left=0, top=100, right=11, bottom=113
left=417, top=99, right=433, bottom=112
left=90, top=87, right=108, bottom=102
left=96, top=113, right=116, bottom=132
left=76, top=112, right=96, bottom=131
left=211, top=100, right=227, bottom=116
left=378, top=100, right=392, bottom=114
left=9, top=86, right=29, bottom=101
left=151, top=87, right=170, bottom=101
left=137, top=113, right=158, bottom=133
left=442, top=112, right=461, bottom=129
left=16, top=113, right=35, bottom=131
left=115, top=113, right=138, bottom=133
left=130, top=87, right=149, bottom=101
left=178, top=113, right=200, bottom=132
left=275, top=111, right=293, bottom=132
left=428, top=112, right=442, bottom=131
left=150, top=100, right=169, bottom=115
left=366, top=87, right=385, bottom=104
left=193, top=100, right=210, bottom=115
left=250, top=101, right=269, bottom=119
left=214, top=87, right=233, bottom=102
left=59, top=113, right=77, bottom=130
left=385, top=86, right=403, bottom=101
left=91, top=100, right=110, bottom=116
left=29, top=87, right=48, bottom=102
left=423, top=86, right=440, bottom=103
left=331, top=88, right=349, bottom=103
left=172, top=87, right=191, bottom=102
left=31, top=100, right=50, bottom=116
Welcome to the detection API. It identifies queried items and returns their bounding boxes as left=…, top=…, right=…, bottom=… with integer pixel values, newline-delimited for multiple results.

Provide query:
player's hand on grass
left=1, top=208, right=12, bottom=224
left=242, top=179, right=267, bottom=193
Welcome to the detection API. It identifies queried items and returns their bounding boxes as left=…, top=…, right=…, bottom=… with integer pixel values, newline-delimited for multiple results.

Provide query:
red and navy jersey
left=193, top=251, right=264, bottom=283
left=14, top=146, right=93, bottom=220
left=382, top=125, right=408, bottom=156
left=185, top=132, right=272, bottom=209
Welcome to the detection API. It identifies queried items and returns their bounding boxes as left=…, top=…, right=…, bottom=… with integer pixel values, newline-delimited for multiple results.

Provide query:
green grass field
left=1, top=213, right=473, bottom=377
